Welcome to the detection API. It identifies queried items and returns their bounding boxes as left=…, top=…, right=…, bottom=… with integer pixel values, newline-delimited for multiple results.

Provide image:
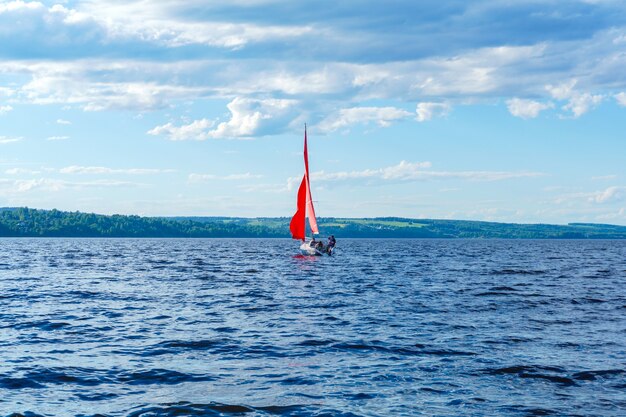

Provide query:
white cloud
left=147, top=97, right=297, bottom=140
left=80, top=1, right=312, bottom=49
left=238, top=182, right=289, bottom=193
left=80, top=83, right=199, bottom=111
left=305, top=161, right=542, bottom=184
left=416, top=102, right=451, bottom=122
left=149, top=97, right=297, bottom=140
left=56, top=118, right=71, bottom=125
left=589, top=186, right=626, bottom=203
left=112, top=19, right=312, bottom=50
left=506, top=98, right=553, bottom=119
left=285, top=175, right=302, bottom=192
left=5, top=167, right=41, bottom=175
left=235, top=67, right=347, bottom=95
left=0, top=178, right=143, bottom=193
left=546, top=80, right=603, bottom=117
left=0, top=87, right=15, bottom=97
left=563, top=93, right=603, bottom=118
left=0, top=136, right=23, bottom=144
left=209, top=97, right=297, bottom=138
left=546, top=79, right=577, bottom=101
left=595, top=207, right=625, bottom=222
left=59, top=166, right=173, bottom=175
left=412, top=45, right=547, bottom=98
left=0, top=1, right=312, bottom=54
left=46, top=135, right=70, bottom=141
left=0, top=35, right=618, bottom=119
left=592, top=174, right=617, bottom=180
left=0, top=1, right=104, bottom=55
left=0, top=3, right=624, bottom=127
left=615, top=92, right=626, bottom=106
left=317, top=106, right=412, bottom=132
left=0, top=43, right=546, bottom=116
left=0, top=1, right=45, bottom=13
left=555, top=185, right=626, bottom=205
left=188, top=173, right=262, bottom=182
left=14, top=63, right=205, bottom=111
left=0, top=105, right=13, bottom=114
left=220, top=45, right=546, bottom=103
left=148, top=119, right=214, bottom=141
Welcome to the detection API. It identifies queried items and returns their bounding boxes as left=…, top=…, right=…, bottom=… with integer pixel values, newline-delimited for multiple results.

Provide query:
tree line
left=1, top=207, right=625, bottom=239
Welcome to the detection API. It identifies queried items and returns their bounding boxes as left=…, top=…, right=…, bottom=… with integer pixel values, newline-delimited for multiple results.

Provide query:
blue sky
left=1, top=0, right=625, bottom=224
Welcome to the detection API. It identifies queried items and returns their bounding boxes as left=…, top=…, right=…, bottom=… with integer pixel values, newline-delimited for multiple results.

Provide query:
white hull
left=300, top=242, right=324, bottom=256
left=299, top=241, right=334, bottom=256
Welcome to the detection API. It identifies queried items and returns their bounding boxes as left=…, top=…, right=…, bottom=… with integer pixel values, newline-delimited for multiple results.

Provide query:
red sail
left=290, top=126, right=319, bottom=240
left=303, top=128, right=319, bottom=234
left=289, top=175, right=307, bottom=240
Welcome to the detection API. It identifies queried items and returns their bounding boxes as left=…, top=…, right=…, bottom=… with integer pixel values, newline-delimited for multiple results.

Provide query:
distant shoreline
left=2, top=237, right=626, bottom=241
left=1, top=207, right=625, bottom=239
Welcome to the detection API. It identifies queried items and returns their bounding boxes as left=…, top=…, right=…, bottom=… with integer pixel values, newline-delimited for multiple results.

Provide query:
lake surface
left=0, top=238, right=625, bottom=417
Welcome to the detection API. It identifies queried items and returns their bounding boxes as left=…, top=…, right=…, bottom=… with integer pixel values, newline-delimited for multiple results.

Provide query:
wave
left=0, top=366, right=214, bottom=389
left=481, top=365, right=624, bottom=387
left=331, top=341, right=476, bottom=357
left=296, top=339, right=336, bottom=347
left=499, top=405, right=562, bottom=416
left=126, top=401, right=356, bottom=417
left=9, top=320, right=71, bottom=331
left=490, top=269, right=547, bottom=275
left=571, top=369, right=624, bottom=381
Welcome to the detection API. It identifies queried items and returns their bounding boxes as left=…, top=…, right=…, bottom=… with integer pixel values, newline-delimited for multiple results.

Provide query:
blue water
left=0, top=238, right=625, bottom=417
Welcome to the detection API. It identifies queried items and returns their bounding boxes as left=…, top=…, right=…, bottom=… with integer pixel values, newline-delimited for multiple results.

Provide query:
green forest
left=1, top=207, right=625, bottom=238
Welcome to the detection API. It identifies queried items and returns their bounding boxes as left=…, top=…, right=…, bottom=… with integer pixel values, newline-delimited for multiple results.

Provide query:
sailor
left=326, top=235, right=336, bottom=254
left=309, top=238, right=317, bottom=247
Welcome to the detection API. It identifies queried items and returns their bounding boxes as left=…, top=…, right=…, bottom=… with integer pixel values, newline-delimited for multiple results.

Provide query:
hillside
left=1, top=207, right=625, bottom=239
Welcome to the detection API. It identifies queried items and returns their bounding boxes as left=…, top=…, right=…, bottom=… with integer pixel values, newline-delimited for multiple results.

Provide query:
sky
left=0, top=0, right=625, bottom=224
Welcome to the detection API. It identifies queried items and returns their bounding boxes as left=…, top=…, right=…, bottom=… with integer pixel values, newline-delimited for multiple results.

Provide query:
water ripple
left=1, top=238, right=625, bottom=416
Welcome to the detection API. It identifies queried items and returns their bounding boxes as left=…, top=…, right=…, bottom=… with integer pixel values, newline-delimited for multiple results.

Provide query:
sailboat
left=289, top=125, right=331, bottom=256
